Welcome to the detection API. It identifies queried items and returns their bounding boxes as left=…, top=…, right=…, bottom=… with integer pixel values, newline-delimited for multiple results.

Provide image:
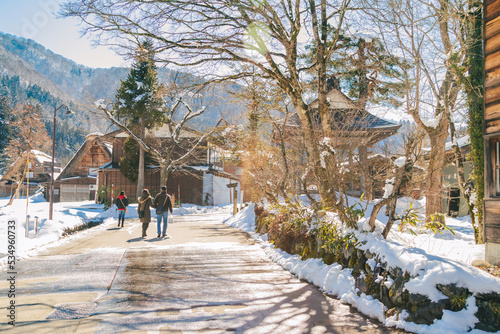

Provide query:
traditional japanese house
left=282, top=79, right=401, bottom=200
left=484, top=0, right=500, bottom=264
left=0, top=150, right=54, bottom=198
left=52, top=133, right=112, bottom=202
left=97, top=125, right=241, bottom=206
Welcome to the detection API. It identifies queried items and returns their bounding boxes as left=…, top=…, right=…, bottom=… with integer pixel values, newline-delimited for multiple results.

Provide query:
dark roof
left=97, top=162, right=119, bottom=170
left=349, top=111, right=401, bottom=131
left=284, top=86, right=401, bottom=145
left=96, top=162, right=160, bottom=171
left=287, top=108, right=400, bottom=132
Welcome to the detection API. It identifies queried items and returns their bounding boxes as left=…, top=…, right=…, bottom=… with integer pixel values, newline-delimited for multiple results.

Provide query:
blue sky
left=0, top=0, right=124, bottom=68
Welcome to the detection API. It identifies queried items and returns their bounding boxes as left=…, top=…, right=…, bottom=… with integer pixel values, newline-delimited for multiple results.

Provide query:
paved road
left=1, top=212, right=405, bottom=333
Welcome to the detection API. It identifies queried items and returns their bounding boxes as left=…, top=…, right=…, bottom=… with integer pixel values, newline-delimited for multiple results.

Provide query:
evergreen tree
left=330, top=36, right=408, bottom=109
left=119, top=137, right=156, bottom=182
left=0, top=89, right=13, bottom=172
left=113, top=40, right=165, bottom=198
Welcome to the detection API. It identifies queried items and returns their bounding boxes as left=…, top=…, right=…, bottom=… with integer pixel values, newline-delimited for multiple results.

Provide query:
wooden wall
left=485, top=0, right=500, bottom=134
left=75, top=144, right=110, bottom=176
left=98, top=168, right=162, bottom=202
left=167, top=170, right=204, bottom=206
left=484, top=0, right=500, bottom=246
left=98, top=168, right=205, bottom=205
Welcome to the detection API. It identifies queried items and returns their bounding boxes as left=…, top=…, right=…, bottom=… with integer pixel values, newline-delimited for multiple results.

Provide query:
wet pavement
left=1, top=212, right=406, bottom=333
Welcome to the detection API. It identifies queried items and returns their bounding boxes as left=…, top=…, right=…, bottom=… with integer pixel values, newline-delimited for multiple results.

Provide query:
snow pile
left=0, top=195, right=105, bottom=261
left=223, top=202, right=499, bottom=334
left=225, top=203, right=256, bottom=232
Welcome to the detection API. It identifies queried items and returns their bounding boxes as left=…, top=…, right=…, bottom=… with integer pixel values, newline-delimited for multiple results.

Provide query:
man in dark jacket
left=114, top=191, right=129, bottom=227
left=153, top=186, right=173, bottom=237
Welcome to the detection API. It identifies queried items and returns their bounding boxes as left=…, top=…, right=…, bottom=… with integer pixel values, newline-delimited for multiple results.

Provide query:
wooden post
left=25, top=157, right=30, bottom=237
left=233, top=187, right=238, bottom=215
left=111, top=183, right=114, bottom=214
left=226, top=182, right=238, bottom=215
left=359, top=145, right=371, bottom=201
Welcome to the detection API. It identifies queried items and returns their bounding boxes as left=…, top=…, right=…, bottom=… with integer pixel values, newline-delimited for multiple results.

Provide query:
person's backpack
left=156, top=194, right=168, bottom=214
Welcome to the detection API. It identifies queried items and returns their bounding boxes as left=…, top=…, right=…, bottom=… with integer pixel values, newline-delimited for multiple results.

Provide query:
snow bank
left=223, top=203, right=499, bottom=334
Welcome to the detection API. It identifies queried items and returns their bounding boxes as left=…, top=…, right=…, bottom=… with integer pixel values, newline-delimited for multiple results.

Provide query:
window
left=207, top=144, right=224, bottom=171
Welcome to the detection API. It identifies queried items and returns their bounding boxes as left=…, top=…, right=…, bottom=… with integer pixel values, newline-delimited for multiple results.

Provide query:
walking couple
left=137, top=186, right=173, bottom=238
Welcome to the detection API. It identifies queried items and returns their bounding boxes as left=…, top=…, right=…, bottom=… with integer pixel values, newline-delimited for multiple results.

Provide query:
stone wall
left=254, top=206, right=500, bottom=332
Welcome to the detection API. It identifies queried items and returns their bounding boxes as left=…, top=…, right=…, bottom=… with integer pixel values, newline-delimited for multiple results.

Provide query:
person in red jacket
left=114, top=191, right=129, bottom=227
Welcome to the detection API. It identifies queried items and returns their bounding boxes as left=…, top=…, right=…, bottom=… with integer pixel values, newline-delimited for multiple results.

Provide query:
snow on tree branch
left=95, top=99, right=161, bottom=157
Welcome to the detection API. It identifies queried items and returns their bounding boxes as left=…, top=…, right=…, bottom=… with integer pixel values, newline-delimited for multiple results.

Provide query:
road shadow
left=145, top=238, right=165, bottom=243
left=127, top=237, right=146, bottom=243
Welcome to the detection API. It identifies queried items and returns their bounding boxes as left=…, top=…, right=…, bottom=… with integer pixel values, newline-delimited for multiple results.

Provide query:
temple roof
left=286, top=86, right=401, bottom=146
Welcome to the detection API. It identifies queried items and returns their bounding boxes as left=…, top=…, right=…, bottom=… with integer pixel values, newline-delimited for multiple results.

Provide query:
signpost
left=226, top=182, right=238, bottom=215
left=43, top=161, right=61, bottom=167
left=43, top=167, right=61, bottom=173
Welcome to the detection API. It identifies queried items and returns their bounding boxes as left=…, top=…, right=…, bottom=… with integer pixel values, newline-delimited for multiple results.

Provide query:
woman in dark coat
left=137, top=189, right=153, bottom=238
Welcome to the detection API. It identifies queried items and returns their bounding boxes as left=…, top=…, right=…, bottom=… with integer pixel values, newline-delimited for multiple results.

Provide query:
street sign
left=44, top=167, right=61, bottom=173
left=43, top=161, right=61, bottom=167
left=226, top=183, right=238, bottom=188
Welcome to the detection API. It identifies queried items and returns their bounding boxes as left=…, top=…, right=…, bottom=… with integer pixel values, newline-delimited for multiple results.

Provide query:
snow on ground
left=0, top=193, right=232, bottom=264
left=1, top=192, right=498, bottom=334
left=0, top=193, right=105, bottom=261
left=366, top=195, right=485, bottom=266
left=224, top=200, right=499, bottom=334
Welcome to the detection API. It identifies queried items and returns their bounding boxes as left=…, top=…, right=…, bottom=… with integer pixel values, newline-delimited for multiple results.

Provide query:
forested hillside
left=0, top=32, right=244, bottom=169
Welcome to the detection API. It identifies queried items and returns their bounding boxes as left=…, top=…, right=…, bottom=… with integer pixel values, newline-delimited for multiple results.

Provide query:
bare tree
left=5, top=104, right=51, bottom=205
left=364, top=0, right=473, bottom=223
left=61, top=0, right=353, bottom=207
left=97, top=89, right=222, bottom=186
left=369, top=126, right=425, bottom=237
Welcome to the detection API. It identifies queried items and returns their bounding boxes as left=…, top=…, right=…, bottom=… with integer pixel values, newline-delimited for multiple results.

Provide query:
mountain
left=0, top=32, right=244, bottom=165
left=0, top=32, right=243, bottom=130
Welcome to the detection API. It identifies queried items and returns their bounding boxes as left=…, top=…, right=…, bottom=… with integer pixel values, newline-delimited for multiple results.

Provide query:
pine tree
left=0, top=89, right=13, bottom=172
left=330, top=36, right=408, bottom=110
left=113, top=40, right=165, bottom=198
left=119, top=137, right=156, bottom=182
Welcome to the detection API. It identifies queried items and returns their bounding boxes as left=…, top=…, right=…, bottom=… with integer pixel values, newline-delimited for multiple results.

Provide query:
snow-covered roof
left=190, top=166, right=210, bottom=172
left=445, top=135, right=470, bottom=151
left=422, top=135, right=471, bottom=153
left=59, top=176, right=97, bottom=181
left=30, top=150, right=53, bottom=164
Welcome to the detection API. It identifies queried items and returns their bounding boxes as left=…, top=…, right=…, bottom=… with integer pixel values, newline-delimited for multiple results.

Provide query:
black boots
left=117, top=217, right=124, bottom=227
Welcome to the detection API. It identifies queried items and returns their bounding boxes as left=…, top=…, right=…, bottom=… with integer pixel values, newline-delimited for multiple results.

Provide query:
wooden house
left=97, top=125, right=241, bottom=206
left=52, top=133, right=112, bottom=202
left=484, top=0, right=500, bottom=264
left=0, top=150, right=54, bottom=198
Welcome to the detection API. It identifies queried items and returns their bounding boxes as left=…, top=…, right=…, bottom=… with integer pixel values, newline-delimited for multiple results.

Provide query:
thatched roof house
left=52, top=133, right=112, bottom=202
left=0, top=150, right=54, bottom=198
